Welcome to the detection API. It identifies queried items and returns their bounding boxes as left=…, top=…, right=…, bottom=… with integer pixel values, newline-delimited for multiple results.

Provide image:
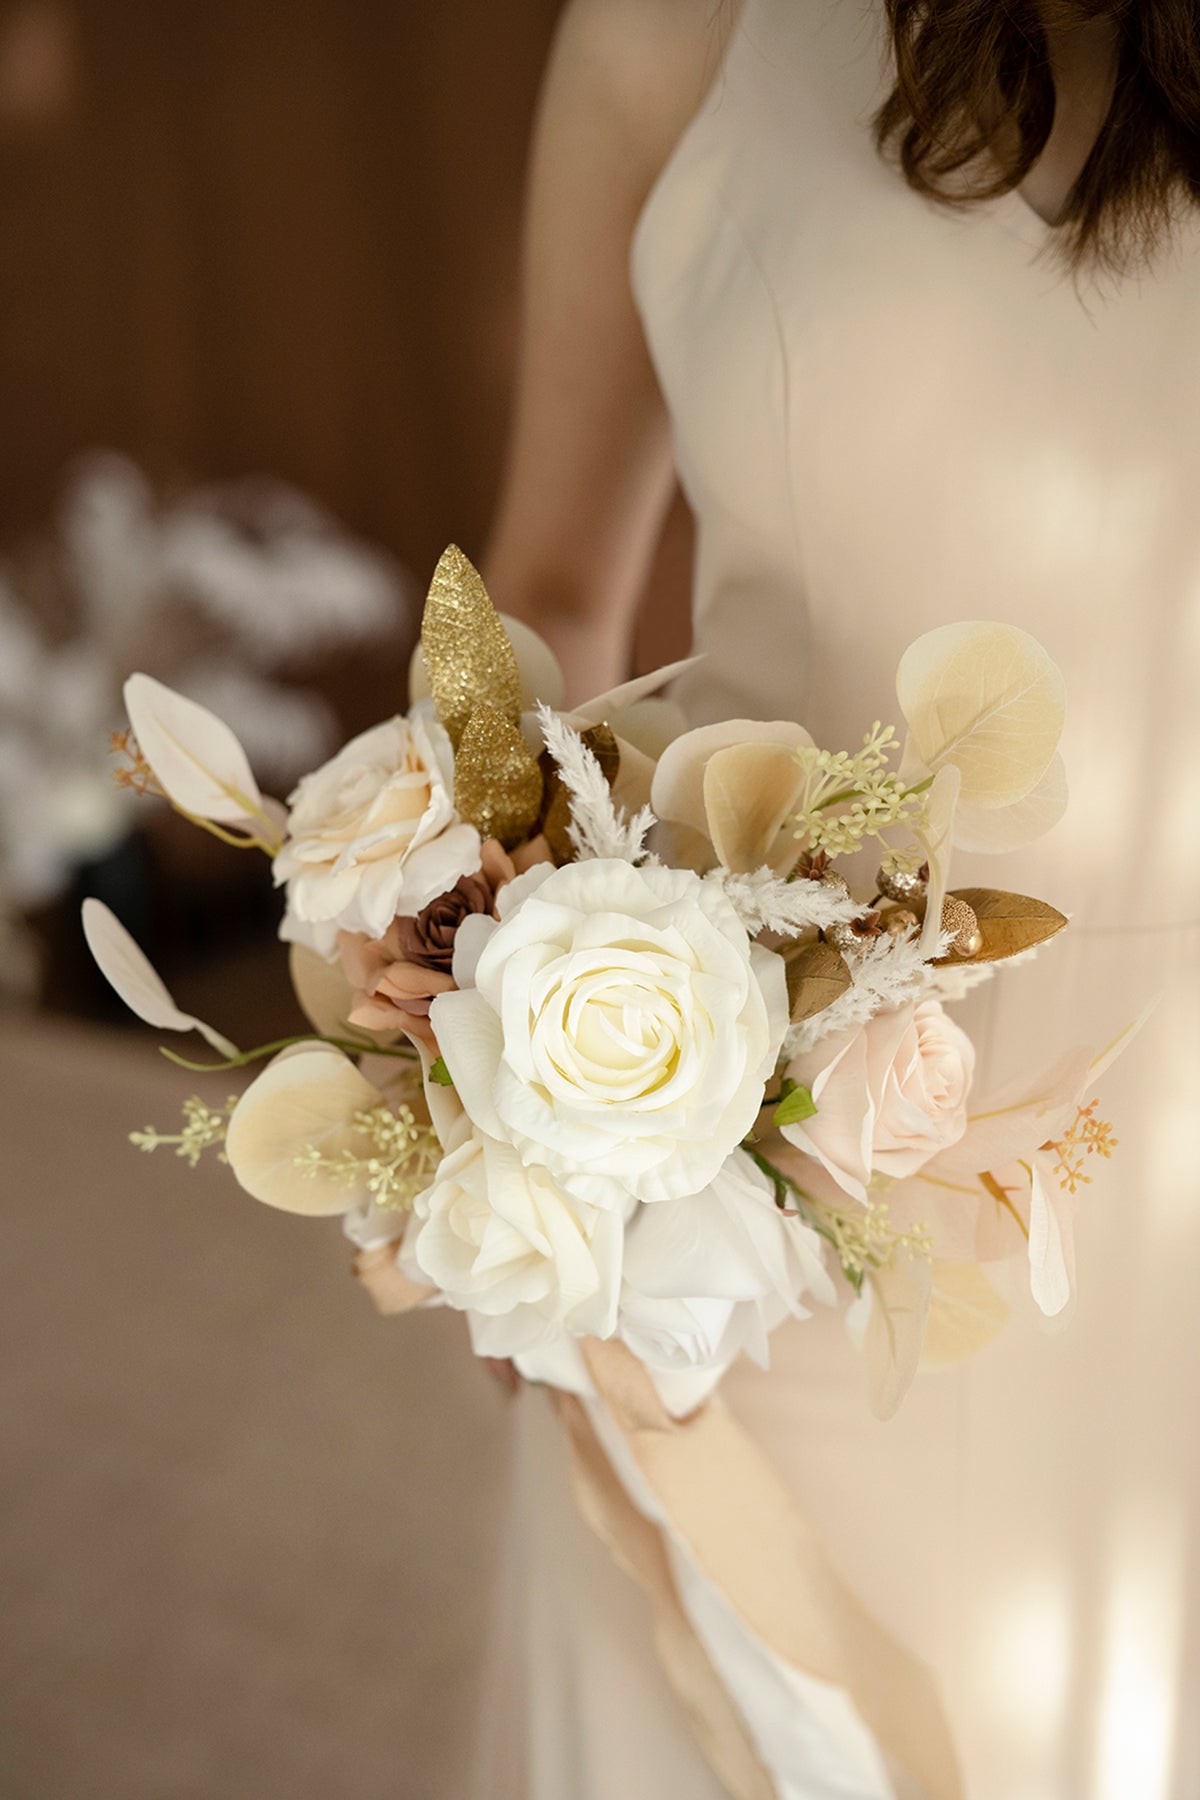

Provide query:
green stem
left=741, top=1141, right=865, bottom=1292
left=742, top=1143, right=815, bottom=1210
left=813, top=771, right=934, bottom=814
left=159, top=1033, right=419, bottom=1074
left=174, top=809, right=278, bottom=854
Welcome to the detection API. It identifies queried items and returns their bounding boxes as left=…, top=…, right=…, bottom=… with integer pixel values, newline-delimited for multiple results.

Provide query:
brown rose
left=338, top=838, right=550, bottom=1044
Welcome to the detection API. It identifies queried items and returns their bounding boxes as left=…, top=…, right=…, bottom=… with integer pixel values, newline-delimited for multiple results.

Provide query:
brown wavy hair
left=874, top=1, right=1200, bottom=270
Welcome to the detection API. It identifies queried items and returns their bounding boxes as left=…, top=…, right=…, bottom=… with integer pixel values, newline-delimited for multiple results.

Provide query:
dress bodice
left=632, top=0, right=1200, bottom=936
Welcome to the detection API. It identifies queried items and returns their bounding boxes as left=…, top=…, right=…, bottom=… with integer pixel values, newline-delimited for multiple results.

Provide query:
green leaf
left=429, top=1056, right=454, bottom=1087
left=774, top=1081, right=817, bottom=1128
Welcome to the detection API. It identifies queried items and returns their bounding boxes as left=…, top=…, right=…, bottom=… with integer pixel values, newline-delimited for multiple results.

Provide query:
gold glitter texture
left=453, top=703, right=543, bottom=847
left=420, top=545, right=523, bottom=748
left=939, top=895, right=982, bottom=957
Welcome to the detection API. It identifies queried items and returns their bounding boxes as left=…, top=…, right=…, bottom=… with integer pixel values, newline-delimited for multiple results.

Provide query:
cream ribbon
left=576, top=1338, right=963, bottom=1800
left=354, top=1255, right=962, bottom=1800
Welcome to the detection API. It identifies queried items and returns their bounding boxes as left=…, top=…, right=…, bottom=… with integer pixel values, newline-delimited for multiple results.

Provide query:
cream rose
left=618, top=1150, right=833, bottom=1374
left=274, top=700, right=481, bottom=957
left=781, top=998, right=975, bottom=1202
left=429, top=859, right=788, bottom=1210
left=403, top=1122, right=622, bottom=1356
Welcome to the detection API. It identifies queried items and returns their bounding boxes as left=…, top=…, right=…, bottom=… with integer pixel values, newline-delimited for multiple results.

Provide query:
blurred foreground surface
left=0, top=1015, right=510, bottom=1800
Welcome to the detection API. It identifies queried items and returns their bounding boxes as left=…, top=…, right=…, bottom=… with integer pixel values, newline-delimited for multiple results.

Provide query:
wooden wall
left=0, top=0, right=564, bottom=576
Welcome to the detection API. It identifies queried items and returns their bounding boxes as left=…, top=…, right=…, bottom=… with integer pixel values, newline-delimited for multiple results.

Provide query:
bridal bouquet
left=82, top=545, right=1132, bottom=1796
left=83, top=546, right=1123, bottom=1423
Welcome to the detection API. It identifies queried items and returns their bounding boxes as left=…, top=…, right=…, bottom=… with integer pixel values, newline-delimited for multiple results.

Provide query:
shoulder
left=549, top=0, right=744, bottom=174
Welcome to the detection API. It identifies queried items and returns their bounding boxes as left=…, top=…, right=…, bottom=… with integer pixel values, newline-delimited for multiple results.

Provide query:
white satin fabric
left=473, top=3, right=1200, bottom=1795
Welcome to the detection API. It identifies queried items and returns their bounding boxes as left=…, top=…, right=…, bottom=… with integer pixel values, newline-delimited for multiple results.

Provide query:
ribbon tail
left=578, top=1339, right=963, bottom=1800
left=555, top=1390, right=777, bottom=1800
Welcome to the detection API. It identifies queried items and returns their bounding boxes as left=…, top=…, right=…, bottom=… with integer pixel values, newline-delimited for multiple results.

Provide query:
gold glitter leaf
left=934, top=888, right=1068, bottom=965
left=782, top=938, right=852, bottom=1023
left=421, top=545, right=522, bottom=747
left=454, top=703, right=544, bottom=847
left=541, top=723, right=620, bottom=864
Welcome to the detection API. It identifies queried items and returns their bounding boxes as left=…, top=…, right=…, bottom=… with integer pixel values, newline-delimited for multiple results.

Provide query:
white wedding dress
left=473, top=3, right=1200, bottom=1795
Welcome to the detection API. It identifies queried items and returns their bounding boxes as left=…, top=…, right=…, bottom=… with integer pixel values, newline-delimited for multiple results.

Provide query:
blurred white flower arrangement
left=0, top=452, right=408, bottom=942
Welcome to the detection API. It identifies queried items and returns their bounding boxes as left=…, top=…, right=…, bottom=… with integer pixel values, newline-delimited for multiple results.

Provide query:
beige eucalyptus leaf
left=920, top=1262, right=1010, bottom=1369
left=864, top=1254, right=933, bottom=1420
left=123, top=672, right=270, bottom=830
left=605, top=696, right=688, bottom=759
left=224, top=1044, right=383, bottom=1215
left=81, top=898, right=237, bottom=1057
left=896, top=621, right=1065, bottom=811
left=952, top=752, right=1069, bottom=854
left=288, top=941, right=358, bottom=1037
left=703, top=741, right=808, bottom=874
left=564, top=655, right=702, bottom=730
left=652, top=720, right=813, bottom=859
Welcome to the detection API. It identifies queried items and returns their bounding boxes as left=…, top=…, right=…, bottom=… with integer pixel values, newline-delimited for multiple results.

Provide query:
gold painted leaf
left=541, top=723, right=619, bottom=864
left=920, top=1262, right=1009, bottom=1369
left=936, top=887, right=1068, bottom=964
left=420, top=545, right=523, bottom=747
left=783, top=938, right=852, bottom=1023
left=409, top=609, right=565, bottom=715
left=453, top=702, right=544, bottom=848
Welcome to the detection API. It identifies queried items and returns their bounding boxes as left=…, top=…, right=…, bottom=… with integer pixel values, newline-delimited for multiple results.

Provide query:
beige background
left=1, top=1019, right=512, bottom=1798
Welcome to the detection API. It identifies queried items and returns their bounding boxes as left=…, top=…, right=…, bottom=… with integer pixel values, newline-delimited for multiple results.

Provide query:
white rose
left=619, top=1150, right=833, bottom=1374
left=274, top=700, right=481, bottom=957
left=403, top=1123, right=623, bottom=1356
left=430, top=859, right=788, bottom=1209
left=781, top=998, right=975, bottom=1202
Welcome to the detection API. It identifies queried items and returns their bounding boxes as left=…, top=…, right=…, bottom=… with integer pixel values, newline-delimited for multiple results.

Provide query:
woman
left=473, top=2, right=1200, bottom=1794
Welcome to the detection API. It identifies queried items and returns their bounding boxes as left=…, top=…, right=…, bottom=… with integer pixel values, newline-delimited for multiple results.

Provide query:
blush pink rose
left=780, top=998, right=975, bottom=1202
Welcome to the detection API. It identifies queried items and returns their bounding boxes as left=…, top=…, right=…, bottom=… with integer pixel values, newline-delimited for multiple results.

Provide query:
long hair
left=874, top=1, right=1200, bottom=270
